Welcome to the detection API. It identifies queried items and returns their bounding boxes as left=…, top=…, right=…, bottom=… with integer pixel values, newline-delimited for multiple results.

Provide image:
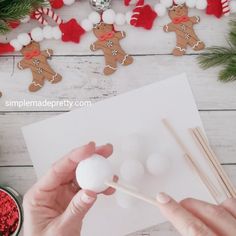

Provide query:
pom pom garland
left=88, top=11, right=101, bottom=24
left=17, top=33, right=31, bottom=46
left=31, top=27, right=44, bottom=42
left=230, top=1, right=236, bottom=13
left=102, top=9, right=116, bottom=24
left=154, top=3, right=167, bottom=17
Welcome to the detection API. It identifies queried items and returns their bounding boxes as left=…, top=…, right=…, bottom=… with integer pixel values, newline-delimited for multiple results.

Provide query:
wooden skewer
left=105, top=181, right=159, bottom=207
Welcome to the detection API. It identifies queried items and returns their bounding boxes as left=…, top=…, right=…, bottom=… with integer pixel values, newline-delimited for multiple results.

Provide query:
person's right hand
left=156, top=193, right=236, bottom=236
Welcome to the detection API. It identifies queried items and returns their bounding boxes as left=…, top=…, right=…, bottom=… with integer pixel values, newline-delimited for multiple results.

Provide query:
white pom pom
left=115, top=13, right=126, bottom=26
left=174, top=0, right=186, bottom=4
left=186, top=0, right=197, bottom=8
left=76, top=154, right=114, bottom=193
left=20, top=15, right=30, bottom=23
left=88, top=11, right=101, bottom=24
left=43, top=25, right=53, bottom=39
left=146, top=153, right=170, bottom=176
left=63, top=0, right=75, bottom=5
left=125, top=11, right=132, bottom=25
left=17, top=33, right=31, bottom=46
left=31, top=27, right=44, bottom=42
left=120, top=159, right=145, bottom=183
left=154, top=3, right=167, bottom=17
left=102, top=9, right=116, bottom=24
left=81, top=19, right=93, bottom=32
left=160, top=0, right=173, bottom=8
left=230, top=1, right=236, bottom=13
left=196, top=0, right=207, bottom=10
left=52, top=26, right=62, bottom=40
left=10, top=39, right=23, bottom=51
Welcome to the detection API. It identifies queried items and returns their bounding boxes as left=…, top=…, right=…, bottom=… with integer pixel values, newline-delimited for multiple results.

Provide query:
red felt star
left=206, top=0, right=223, bottom=18
left=59, top=18, right=85, bottom=43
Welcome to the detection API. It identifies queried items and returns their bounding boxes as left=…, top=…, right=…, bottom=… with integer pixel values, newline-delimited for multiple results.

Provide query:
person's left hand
left=23, top=142, right=116, bottom=236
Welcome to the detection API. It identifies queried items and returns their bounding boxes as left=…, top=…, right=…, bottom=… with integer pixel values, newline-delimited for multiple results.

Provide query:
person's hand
left=156, top=193, right=236, bottom=236
left=23, top=142, right=116, bottom=236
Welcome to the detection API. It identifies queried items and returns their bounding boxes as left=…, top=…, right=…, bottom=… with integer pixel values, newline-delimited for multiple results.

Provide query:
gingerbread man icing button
left=17, top=41, right=62, bottom=92
left=163, top=4, right=205, bottom=56
left=90, top=22, right=133, bottom=75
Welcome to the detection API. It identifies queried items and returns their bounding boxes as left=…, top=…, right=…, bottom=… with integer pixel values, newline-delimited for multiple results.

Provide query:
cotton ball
left=102, top=9, right=116, bottom=24
left=186, top=0, right=197, bottom=8
left=63, top=0, right=75, bottom=5
left=146, top=153, right=170, bottom=176
left=20, top=15, right=30, bottom=23
left=10, top=39, right=23, bottom=51
left=230, top=1, right=236, bottom=13
left=31, top=27, right=44, bottom=42
left=120, top=159, right=145, bottom=183
left=52, top=26, right=62, bottom=40
left=160, top=0, right=173, bottom=8
left=81, top=19, right=93, bottom=32
left=76, top=154, right=114, bottom=193
left=125, top=11, right=132, bottom=25
left=174, top=0, right=186, bottom=4
left=43, top=25, right=53, bottom=39
left=154, top=3, right=167, bottom=17
left=196, top=0, right=207, bottom=10
left=17, top=33, right=31, bottom=46
left=115, top=13, right=126, bottom=26
left=88, top=11, right=101, bottom=24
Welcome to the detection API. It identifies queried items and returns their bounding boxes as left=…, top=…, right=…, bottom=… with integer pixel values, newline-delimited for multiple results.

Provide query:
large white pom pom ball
left=76, top=154, right=114, bottom=193
left=63, top=0, right=75, bottom=5
left=81, top=19, right=93, bottom=32
left=115, top=13, right=126, bottom=26
left=88, top=11, right=101, bottom=24
left=174, top=0, right=186, bottom=4
left=102, top=9, right=116, bottom=24
left=125, top=11, right=132, bottom=25
left=52, top=26, right=62, bottom=40
left=230, top=1, right=236, bottom=13
left=154, top=3, right=167, bottom=17
left=120, top=159, right=145, bottom=183
left=186, top=0, right=197, bottom=8
left=10, top=39, right=23, bottom=51
left=146, top=153, right=170, bottom=176
left=17, top=33, right=31, bottom=46
left=31, top=27, right=44, bottom=42
left=160, top=0, right=173, bottom=8
left=196, top=0, right=207, bottom=10
left=43, top=25, right=53, bottom=39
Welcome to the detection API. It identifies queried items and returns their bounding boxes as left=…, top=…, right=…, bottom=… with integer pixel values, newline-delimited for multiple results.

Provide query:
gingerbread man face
left=20, top=41, right=40, bottom=57
left=93, top=22, right=114, bottom=38
left=168, top=4, right=188, bottom=19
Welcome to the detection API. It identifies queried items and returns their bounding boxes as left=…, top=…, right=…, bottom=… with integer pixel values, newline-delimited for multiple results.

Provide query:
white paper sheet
left=22, top=74, right=223, bottom=236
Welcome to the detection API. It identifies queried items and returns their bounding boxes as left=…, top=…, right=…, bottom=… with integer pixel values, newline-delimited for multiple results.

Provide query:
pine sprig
left=198, top=20, right=236, bottom=82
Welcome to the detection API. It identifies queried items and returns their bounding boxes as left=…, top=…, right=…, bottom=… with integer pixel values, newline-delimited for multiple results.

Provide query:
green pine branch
left=198, top=20, right=236, bottom=82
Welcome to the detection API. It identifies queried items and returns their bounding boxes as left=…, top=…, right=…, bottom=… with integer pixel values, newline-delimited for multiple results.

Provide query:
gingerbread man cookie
left=163, top=4, right=205, bottom=56
left=90, top=22, right=133, bottom=75
left=17, top=41, right=62, bottom=92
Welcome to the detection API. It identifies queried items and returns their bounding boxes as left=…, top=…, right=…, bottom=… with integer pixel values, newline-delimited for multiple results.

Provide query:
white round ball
left=10, top=39, right=23, bottom=51
left=160, top=0, right=173, bottom=8
left=120, top=159, right=145, bottom=183
left=43, top=25, right=53, bottom=39
left=17, top=33, right=31, bottom=46
left=31, top=27, right=44, bottom=42
left=196, top=0, right=207, bottom=10
left=186, top=0, right=197, bottom=8
left=102, top=9, right=116, bottom=24
left=230, top=1, right=236, bottom=13
left=20, top=15, right=30, bottom=23
left=174, top=0, right=186, bottom=4
left=81, top=19, right=93, bottom=32
left=52, top=26, right=62, bottom=40
left=115, top=13, right=126, bottom=26
left=63, top=0, right=75, bottom=5
left=76, top=154, right=114, bottom=193
left=146, top=153, right=170, bottom=176
left=154, top=3, right=167, bottom=17
left=125, top=11, right=132, bottom=25
left=88, top=11, right=101, bottom=24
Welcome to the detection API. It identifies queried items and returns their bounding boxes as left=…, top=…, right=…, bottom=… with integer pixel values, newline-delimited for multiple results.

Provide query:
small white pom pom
left=31, top=27, right=44, bottom=42
left=154, top=3, right=167, bottom=17
left=43, top=25, right=53, bottom=39
left=20, top=15, right=30, bottom=23
left=125, top=11, right=132, bottom=25
left=88, top=11, right=101, bottom=24
left=63, top=0, right=75, bottom=5
left=102, top=9, right=116, bottom=24
left=115, top=13, right=126, bottom=26
left=81, top=19, right=93, bottom=32
left=146, top=153, right=170, bottom=176
left=186, top=0, right=197, bottom=8
left=17, top=33, right=31, bottom=46
left=174, top=0, right=186, bottom=4
left=76, top=154, right=114, bottom=193
left=10, top=39, right=23, bottom=51
left=230, top=1, right=236, bottom=13
left=120, top=159, right=145, bottom=183
left=196, top=0, right=207, bottom=10
left=52, top=26, right=62, bottom=40
left=160, top=0, right=173, bottom=8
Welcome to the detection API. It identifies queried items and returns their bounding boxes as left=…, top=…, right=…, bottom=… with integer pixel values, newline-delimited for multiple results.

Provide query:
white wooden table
left=0, top=1, right=236, bottom=235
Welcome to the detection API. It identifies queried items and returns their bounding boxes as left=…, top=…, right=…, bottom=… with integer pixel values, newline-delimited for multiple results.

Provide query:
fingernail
left=80, top=192, right=96, bottom=204
left=156, top=192, right=171, bottom=204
